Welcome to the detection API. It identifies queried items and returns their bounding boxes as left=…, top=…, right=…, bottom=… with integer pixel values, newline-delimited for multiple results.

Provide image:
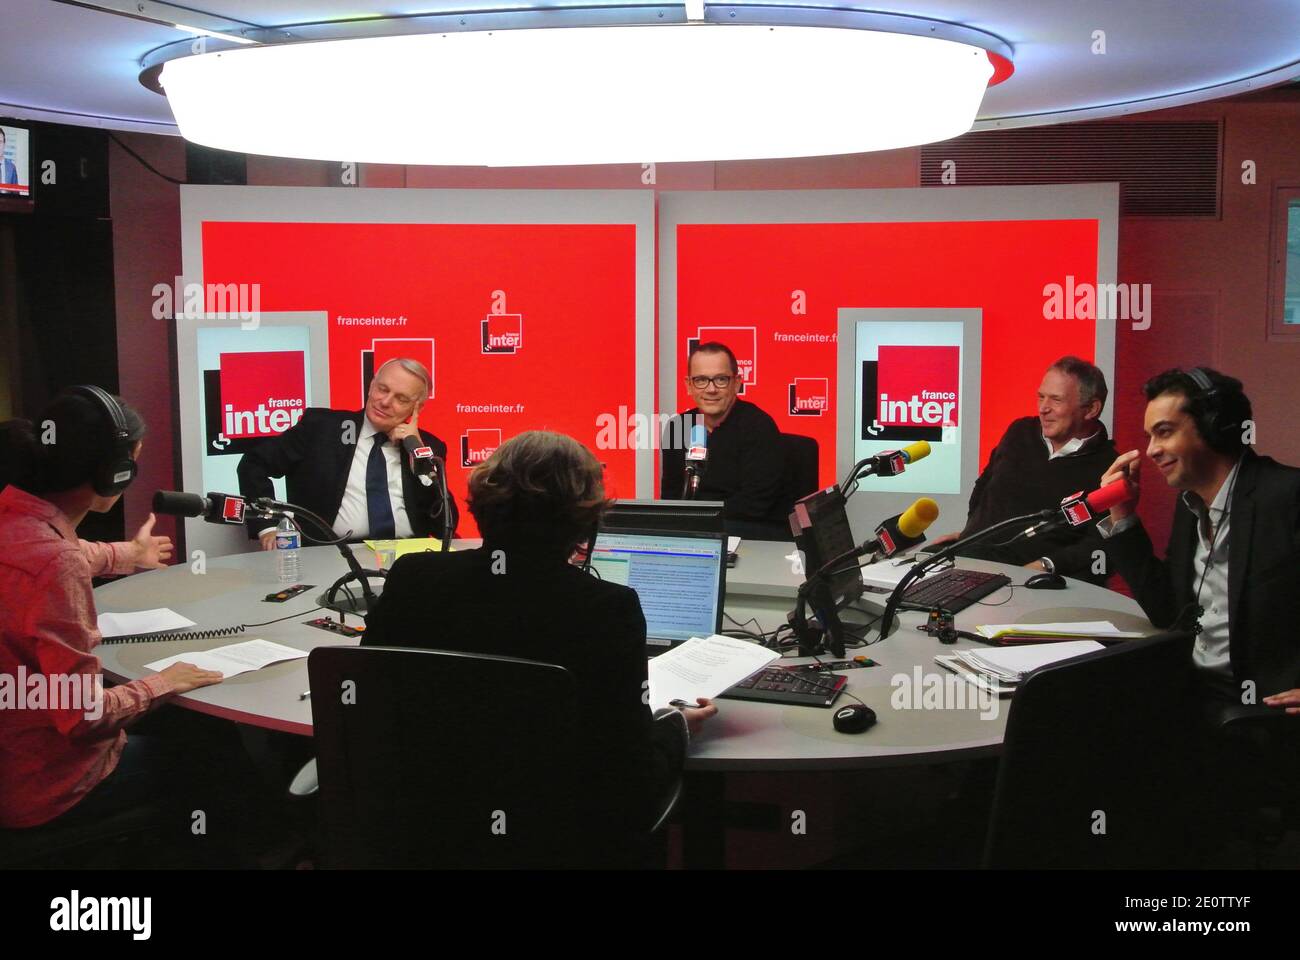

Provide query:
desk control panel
left=785, top=658, right=877, bottom=673
left=264, top=583, right=315, bottom=603
left=305, top=617, right=365, bottom=638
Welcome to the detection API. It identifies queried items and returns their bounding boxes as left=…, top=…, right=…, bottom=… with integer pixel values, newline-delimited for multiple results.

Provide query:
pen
left=299, top=691, right=311, bottom=700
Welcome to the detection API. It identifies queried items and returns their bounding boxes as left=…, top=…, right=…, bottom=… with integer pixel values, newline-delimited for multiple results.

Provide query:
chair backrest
left=983, top=631, right=1196, bottom=869
left=308, top=645, right=582, bottom=868
left=780, top=433, right=820, bottom=506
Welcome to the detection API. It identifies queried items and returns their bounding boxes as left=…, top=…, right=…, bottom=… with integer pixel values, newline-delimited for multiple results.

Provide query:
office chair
left=982, top=631, right=1197, bottom=869
left=1211, top=704, right=1300, bottom=865
left=305, top=645, right=680, bottom=868
left=779, top=433, right=820, bottom=504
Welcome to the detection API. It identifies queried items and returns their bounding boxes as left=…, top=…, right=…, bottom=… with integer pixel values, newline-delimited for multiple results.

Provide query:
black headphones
left=1185, top=367, right=1243, bottom=453
left=1186, top=367, right=1223, bottom=436
left=69, top=385, right=138, bottom=497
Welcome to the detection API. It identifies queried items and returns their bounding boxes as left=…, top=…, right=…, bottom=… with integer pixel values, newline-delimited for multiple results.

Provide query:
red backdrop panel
left=675, top=220, right=1101, bottom=488
left=201, top=221, right=638, bottom=536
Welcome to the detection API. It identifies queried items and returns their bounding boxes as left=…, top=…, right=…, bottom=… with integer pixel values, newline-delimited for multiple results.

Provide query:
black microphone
left=153, top=490, right=256, bottom=525
left=401, top=435, right=438, bottom=488
left=683, top=423, right=708, bottom=499
left=841, top=441, right=932, bottom=497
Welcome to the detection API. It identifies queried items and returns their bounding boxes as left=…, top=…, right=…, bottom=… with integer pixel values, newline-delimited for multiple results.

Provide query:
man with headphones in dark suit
left=237, top=357, right=458, bottom=547
left=1096, top=367, right=1300, bottom=852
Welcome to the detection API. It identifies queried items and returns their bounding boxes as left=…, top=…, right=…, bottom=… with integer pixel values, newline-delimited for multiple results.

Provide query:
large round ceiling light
left=158, top=20, right=1006, bottom=166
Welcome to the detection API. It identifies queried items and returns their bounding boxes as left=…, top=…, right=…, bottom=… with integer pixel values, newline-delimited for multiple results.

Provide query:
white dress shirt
left=1041, top=428, right=1101, bottom=460
left=332, top=417, right=414, bottom=540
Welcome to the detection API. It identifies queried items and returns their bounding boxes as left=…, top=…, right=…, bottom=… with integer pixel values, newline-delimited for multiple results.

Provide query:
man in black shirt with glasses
left=660, top=341, right=789, bottom=539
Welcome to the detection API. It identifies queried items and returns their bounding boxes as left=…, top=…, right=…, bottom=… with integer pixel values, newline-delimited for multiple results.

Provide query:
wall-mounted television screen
left=0, top=122, right=34, bottom=211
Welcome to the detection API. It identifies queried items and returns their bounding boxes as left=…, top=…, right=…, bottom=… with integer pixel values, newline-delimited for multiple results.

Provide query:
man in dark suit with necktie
left=237, top=358, right=457, bottom=547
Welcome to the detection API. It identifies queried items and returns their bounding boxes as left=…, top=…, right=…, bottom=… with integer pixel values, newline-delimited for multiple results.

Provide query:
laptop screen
left=590, top=529, right=725, bottom=646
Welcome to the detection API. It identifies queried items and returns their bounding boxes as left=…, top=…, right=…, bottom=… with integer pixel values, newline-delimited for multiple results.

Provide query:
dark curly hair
left=467, top=431, right=610, bottom=555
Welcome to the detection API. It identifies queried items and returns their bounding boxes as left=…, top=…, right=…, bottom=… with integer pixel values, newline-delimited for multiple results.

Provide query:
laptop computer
left=589, top=527, right=727, bottom=654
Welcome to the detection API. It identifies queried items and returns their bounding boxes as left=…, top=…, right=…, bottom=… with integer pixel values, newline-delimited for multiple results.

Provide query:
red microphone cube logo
left=460, top=428, right=502, bottom=468
left=788, top=377, right=829, bottom=416
left=687, top=326, right=756, bottom=394
left=221, top=497, right=246, bottom=523
left=413, top=446, right=434, bottom=460
left=481, top=314, right=523, bottom=354
left=1060, top=492, right=1092, bottom=526
left=877, top=528, right=898, bottom=555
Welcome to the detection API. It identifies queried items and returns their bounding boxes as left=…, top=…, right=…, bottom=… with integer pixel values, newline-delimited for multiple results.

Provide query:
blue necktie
left=366, top=434, right=396, bottom=540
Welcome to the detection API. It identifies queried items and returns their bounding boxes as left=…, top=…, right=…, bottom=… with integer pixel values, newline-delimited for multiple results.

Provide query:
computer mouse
left=832, top=703, right=877, bottom=733
left=1024, top=572, right=1068, bottom=590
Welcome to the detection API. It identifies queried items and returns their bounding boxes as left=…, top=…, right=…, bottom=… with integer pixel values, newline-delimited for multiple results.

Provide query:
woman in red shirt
left=0, top=387, right=223, bottom=832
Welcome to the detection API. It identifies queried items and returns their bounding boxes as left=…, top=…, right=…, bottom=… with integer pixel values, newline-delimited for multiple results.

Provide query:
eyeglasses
left=687, top=375, right=734, bottom=390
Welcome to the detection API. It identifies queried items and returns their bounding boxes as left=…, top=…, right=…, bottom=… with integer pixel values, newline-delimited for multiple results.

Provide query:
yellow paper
left=363, top=537, right=451, bottom=559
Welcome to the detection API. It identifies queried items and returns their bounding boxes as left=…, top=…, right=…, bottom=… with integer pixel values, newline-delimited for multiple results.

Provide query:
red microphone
left=1059, top=477, right=1135, bottom=526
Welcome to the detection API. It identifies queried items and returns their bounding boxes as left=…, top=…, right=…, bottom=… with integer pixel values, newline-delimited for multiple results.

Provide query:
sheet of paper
left=97, top=608, right=196, bottom=639
left=961, top=640, right=1105, bottom=680
left=975, top=621, right=1145, bottom=639
left=727, top=536, right=741, bottom=554
left=145, top=639, right=309, bottom=679
left=363, top=537, right=449, bottom=559
left=859, top=558, right=946, bottom=590
left=647, top=634, right=780, bottom=709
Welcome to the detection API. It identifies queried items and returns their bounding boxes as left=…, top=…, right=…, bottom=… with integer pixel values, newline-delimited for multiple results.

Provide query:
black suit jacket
left=236, top=408, right=458, bottom=541
left=1107, top=450, right=1300, bottom=698
left=362, top=542, right=688, bottom=852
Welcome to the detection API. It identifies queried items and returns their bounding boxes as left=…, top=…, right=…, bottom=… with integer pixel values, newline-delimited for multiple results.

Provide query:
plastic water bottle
left=276, top=513, right=301, bottom=583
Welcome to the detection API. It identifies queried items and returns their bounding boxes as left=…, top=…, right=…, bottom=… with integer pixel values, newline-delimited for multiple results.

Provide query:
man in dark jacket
left=1098, top=368, right=1300, bottom=708
left=660, top=341, right=789, bottom=539
left=931, top=356, right=1118, bottom=582
left=1097, top=368, right=1300, bottom=853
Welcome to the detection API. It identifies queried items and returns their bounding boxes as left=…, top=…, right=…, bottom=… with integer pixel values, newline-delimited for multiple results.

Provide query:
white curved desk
left=94, top=540, right=1152, bottom=769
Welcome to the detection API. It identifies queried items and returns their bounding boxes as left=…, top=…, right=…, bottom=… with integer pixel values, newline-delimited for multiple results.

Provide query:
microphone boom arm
left=876, top=510, right=1054, bottom=641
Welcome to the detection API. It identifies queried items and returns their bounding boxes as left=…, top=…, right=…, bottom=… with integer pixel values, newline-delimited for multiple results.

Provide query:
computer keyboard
left=721, top=666, right=847, bottom=708
left=899, top=568, right=1011, bottom=614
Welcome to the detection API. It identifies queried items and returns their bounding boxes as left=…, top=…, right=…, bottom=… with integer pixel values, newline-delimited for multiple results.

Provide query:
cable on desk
left=245, top=606, right=325, bottom=628
left=974, top=584, right=1016, bottom=606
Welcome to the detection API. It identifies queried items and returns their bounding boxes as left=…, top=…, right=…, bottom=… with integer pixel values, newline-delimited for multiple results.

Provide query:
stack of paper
left=974, top=621, right=1147, bottom=645
left=859, top=558, right=947, bottom=591
left=946, top=639, right=1105, bottom=687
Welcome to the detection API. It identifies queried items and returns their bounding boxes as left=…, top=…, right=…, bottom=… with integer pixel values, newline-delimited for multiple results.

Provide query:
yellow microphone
left=876, top=497, right=940, bottom=556
left=900, top=440, right=931, bottom=465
